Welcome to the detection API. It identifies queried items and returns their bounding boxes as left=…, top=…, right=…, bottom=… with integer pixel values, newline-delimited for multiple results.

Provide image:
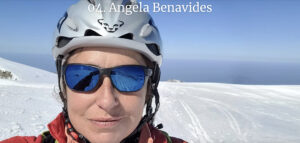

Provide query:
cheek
left=66, top=88, right=92, bottom=117
left=120, top=86, right=147, bottom=118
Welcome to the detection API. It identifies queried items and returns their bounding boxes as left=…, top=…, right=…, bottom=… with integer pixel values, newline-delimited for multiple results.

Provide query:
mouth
left=89, top=117, right=123, bottom=128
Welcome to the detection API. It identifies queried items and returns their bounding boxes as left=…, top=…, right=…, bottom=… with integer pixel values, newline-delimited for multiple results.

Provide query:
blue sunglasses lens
left=111, top=66, right=145, bottom=92
left=65, top=64, right=146, bottom=92
left=65, top=64, right=99, bottom=92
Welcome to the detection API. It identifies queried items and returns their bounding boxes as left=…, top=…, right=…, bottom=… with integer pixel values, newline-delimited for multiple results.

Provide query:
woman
left=1, top=0, right=187, bottom=143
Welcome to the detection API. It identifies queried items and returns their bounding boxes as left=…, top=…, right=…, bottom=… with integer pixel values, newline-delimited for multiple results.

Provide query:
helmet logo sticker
left=98, top=19, right=124, bottom=33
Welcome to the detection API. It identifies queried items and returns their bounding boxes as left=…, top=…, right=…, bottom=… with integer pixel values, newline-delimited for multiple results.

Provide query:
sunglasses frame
left=63, top=63, right=153, bottom=93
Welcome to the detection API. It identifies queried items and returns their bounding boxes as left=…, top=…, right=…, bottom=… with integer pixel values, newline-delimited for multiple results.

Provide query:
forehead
left=66, top=47, right=147, bottom=67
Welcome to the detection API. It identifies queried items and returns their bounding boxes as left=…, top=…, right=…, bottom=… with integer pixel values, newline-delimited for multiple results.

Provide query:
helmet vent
left=57, top=37, right=73, bottom=48
left=119, top=33, right=133, bottom=40
left=146, top=44, right=160, bottom=56
left=84, top=29, right=102, bottom=36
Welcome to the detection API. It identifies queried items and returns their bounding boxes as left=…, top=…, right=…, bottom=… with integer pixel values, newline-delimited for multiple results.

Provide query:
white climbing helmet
left=52, top=0, right=163, bottom=66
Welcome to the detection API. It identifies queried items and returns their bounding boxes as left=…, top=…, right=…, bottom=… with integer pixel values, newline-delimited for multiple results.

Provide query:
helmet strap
left=56, top=55, right=67, bottom=105
left=148, top=63, right=161, bottom=124
left=63, top=107, right=90, bottom=143
left=55, top=55, right=64, bottom=88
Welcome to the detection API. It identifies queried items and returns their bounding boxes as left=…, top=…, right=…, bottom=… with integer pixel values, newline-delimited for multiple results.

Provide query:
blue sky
left=0, top=0, right=300, bottom=63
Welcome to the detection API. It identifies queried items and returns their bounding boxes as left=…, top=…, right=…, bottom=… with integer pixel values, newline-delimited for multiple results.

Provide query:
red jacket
left=1, top=113, right=187, bottom=143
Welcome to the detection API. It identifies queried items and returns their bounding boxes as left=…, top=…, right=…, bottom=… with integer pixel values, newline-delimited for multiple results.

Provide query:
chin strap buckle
left=156, top=123, right=163, bottom=129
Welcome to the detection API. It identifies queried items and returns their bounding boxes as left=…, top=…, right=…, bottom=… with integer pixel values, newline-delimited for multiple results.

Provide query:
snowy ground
left=1, top=57, right=300, bottom=143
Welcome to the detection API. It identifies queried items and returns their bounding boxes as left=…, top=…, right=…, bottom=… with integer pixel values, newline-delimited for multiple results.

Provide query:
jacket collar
left=139, top=123, right=152, bottom=143
left=47, top=112, right=67, bottom=143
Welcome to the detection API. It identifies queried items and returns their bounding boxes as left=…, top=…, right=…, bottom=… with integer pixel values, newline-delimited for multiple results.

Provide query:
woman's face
left=66, top=47, right=148, bottom=143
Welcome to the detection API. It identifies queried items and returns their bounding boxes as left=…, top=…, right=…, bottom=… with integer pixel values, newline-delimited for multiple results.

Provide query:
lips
left=89, top=117, right=123, bottom=128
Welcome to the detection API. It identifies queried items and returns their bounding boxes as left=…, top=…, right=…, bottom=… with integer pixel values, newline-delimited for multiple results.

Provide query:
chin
left=86, top=132, right=123, bottom=143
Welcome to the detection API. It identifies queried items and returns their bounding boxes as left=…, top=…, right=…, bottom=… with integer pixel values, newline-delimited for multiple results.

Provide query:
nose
left=94, top=76, right=119, bottom=111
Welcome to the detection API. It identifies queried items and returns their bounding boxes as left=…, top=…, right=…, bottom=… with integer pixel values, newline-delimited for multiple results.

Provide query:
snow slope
left=157, top=83, right=300, bottom=143
left=0, top=57, right=56, bottom=83
left=1, top=57, right=300, bottom=143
